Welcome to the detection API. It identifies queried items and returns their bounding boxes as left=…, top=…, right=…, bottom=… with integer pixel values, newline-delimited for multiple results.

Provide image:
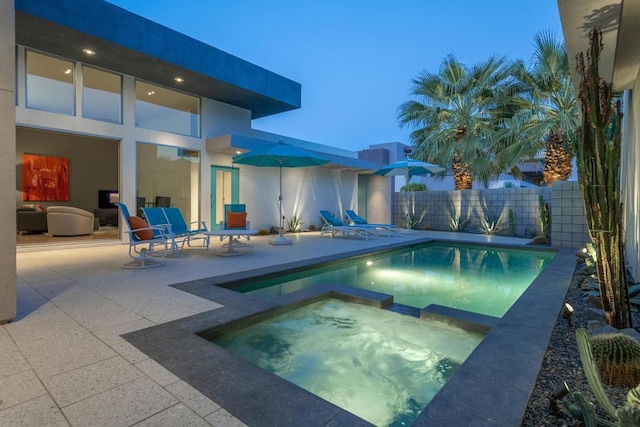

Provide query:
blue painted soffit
left=15, top=0, right=301, bottom=119
left=214, top=135, right=387, bottom=172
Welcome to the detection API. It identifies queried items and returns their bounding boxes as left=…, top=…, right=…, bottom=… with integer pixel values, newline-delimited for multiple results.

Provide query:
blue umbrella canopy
left=232, top=141, right=329, bottom=168
left=373, top=159, right=445, bottom=177
left=232, top=142, right=329, bottom=245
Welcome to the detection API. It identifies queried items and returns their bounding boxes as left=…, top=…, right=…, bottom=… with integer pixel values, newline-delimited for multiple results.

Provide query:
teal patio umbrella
left=232, top=141, right=329, bottom=245
left=373, top=159, right=445, bottom=177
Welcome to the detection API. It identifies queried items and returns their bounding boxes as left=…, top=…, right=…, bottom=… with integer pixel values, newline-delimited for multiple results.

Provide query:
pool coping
left=122, top=240, right=576, bottom=426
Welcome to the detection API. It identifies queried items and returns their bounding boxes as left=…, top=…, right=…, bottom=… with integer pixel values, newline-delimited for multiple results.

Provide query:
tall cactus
left=575, top=27, right=629, bottom=328
left=538, top=195, right=550, bottom=239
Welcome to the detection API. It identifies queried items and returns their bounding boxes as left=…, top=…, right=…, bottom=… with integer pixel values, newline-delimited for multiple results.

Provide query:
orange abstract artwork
left=22, top=154, right=69, bottom=201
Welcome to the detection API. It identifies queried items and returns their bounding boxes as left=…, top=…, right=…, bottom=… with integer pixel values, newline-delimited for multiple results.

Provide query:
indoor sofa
left=16, top=207, right=48, bottom=234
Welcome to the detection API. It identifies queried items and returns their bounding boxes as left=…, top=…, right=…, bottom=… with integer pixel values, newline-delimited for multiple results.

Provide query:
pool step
left=420, top=304, right=500, bottom=334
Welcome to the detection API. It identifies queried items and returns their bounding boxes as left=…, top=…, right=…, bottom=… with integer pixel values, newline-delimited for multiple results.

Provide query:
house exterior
left=0, top=0, right=392, bottom=322
left=557, top=0, right=640, bottom=281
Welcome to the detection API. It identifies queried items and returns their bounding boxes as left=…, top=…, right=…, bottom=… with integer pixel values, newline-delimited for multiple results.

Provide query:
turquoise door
left=211, top=166, right=239, bottom=229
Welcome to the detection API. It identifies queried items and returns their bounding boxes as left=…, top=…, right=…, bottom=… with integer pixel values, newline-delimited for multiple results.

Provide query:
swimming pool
left=125, top=240, right=574, bottom=425
left=211, top=297, right=484, bottom=426
left=228, top=243, right=555, bottom=318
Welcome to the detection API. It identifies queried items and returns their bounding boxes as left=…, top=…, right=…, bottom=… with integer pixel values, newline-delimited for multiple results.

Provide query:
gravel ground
left=521, top=262, right=640, bottom=426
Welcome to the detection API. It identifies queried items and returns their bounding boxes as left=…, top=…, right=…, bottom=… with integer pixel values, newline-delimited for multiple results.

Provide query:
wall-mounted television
left=98, top=190, right=119, bottom=209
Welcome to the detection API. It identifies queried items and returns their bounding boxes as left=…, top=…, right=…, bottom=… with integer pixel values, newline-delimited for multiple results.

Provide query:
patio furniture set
left=115, top=199, right=400, bottom=269
left=115, top=202, right=255, bottom=268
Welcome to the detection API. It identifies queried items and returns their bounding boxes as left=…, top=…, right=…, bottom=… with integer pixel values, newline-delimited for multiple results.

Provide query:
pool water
left=232, top=243, right=555, bottom=317
left=212, top=298, right=484, bottom=426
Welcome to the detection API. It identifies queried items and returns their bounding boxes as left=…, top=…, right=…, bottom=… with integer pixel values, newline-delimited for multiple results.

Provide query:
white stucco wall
left=236, top=165, right=359, bottom=231
left=365, top=174, right=393, bottom=225
left=0, top=0, right=16, bottom=322
left=622, top=87, right=640, bottom=281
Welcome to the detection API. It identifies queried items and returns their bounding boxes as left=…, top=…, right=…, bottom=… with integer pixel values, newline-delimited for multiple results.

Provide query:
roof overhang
left=207, top=135, right=387, bottom=173
left=15, top=0, right=301, bottom=119
left=557, top=0, right=640, bottom=91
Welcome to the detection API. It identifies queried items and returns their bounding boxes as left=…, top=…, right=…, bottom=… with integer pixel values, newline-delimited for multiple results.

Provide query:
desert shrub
left=400, top=183, right=427, bottom=192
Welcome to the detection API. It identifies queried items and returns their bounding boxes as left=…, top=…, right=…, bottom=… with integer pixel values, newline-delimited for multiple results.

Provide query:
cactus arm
left=567, top=392, right=598, bottom=427
left=616, top=406, right=640, bottom=427
left=577, top=328, right=619, bottom=418
left=564, top=392, right=617, bottom=427
left=617, top=385, right=640, bottom=427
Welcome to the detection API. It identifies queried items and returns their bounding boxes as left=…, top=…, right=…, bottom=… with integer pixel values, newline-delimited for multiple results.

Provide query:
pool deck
left=3, top=231, right=575, bottom=426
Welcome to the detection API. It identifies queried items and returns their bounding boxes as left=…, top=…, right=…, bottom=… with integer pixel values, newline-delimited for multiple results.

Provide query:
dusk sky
left=108, top=1, right=564, bottom=152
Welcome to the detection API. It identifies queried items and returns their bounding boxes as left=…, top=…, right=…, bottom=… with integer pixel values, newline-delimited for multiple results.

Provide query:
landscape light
left=548, top=381, right=571, bottom=414
left=561, top=303, right=574, bottom=326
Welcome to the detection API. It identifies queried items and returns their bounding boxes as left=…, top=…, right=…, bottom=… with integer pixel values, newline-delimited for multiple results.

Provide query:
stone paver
left=0, top=370, right=47, bottom=411
left=133, top=403, right=210, bottom=427
left=61, top=377, right=178, bottom=427
left=0, top=395, right=70, bottom=427
left=43, top=356, right=144, bottom=407
left=4, top=232, right=524, bottom=425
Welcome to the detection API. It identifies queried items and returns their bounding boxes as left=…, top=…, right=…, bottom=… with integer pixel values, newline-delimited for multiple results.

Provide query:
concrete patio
left=2, top=231, right=562, bottom=426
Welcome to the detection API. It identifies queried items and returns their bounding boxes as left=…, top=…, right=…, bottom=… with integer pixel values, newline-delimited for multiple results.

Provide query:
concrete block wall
left=392, top=182, right=589, bottom=249
left=551, top=181, right=590, bottom=249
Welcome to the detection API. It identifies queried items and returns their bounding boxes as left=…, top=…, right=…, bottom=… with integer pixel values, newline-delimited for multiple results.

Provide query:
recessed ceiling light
left=174, top=77, right=184, bottom=83
left=147, top=91, right=155, bottom=96
left=82, top=49, right=96, bottom=55
left=64, top=69, right=72, bottom=74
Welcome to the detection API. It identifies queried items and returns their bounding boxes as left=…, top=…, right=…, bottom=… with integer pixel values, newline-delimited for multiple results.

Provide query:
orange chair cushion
left=226, top=212, right=247, bottom=229
left=128, top=216, right=153, bottom=240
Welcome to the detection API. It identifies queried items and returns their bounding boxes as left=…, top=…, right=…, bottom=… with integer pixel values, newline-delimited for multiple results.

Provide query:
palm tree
left=397, top=54, right=516, bottom=190
left=498, top=31, right=579, bottom=185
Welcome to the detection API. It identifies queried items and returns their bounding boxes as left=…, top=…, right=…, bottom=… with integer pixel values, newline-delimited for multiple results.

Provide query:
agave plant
left=449, top=216, right=469, bottom=232
left=401, top=211, right=426, bottom=230
left=478, top=215, right=504, bottom=235
left=286, top=215, right=304, bottom=233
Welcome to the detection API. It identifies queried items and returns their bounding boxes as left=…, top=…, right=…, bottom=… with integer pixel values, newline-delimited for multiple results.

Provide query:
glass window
left=135, top=81, right=200, bottom=137
left=26, top=50, right=74, bottom=115
left=82, top=66, right=122, bottom=123
left=136, top=143, right=201, bottom=223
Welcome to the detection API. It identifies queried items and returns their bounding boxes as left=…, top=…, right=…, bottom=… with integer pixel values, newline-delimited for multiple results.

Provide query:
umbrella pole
left=271, top=164, right=292, bottom=245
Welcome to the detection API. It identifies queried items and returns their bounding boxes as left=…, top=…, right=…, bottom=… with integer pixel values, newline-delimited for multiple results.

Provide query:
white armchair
left=47, top=206, right=94, bottom=236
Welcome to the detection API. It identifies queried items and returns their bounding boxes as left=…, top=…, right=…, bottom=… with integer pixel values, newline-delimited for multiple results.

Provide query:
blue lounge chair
left=142, top=207, right=209, bottom=252
left=163, top=207, right=209, bottom=248
left=344, top=209, right=399, bottom=237
left=318, top=210, right=376, bottom=240
left=114, top=202, right=172, bottom=268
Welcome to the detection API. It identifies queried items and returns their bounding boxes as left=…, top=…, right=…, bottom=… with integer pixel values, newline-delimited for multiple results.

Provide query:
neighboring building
left=367, top=142, right=546, bottom=191
left=0, top=0, right=393, bottom=321
left=557, top=0, right=640, bottom=281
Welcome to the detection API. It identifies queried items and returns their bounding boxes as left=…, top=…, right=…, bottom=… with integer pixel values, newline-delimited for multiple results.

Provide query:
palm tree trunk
left=543, top=129, right=573, bottom=185
left=453, top=160, right=472, bottom=190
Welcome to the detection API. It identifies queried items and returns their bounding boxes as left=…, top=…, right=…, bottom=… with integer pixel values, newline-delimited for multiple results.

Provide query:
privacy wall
left=392, top=181, right=589, bottom=249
